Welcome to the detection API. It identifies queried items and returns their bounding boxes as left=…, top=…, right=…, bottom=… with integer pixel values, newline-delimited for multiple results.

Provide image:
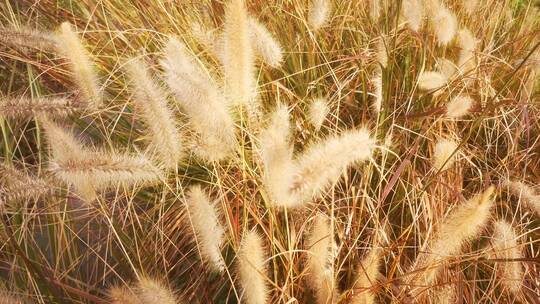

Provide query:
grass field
left=0, top=0, right=539, bottom=303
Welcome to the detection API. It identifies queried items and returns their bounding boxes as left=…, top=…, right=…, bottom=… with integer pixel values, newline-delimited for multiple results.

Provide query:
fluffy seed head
left=186, top=185, right=226, bottom=272
left=308, top=97, right=329, bottom=131
left=162, top=38, right=236, bottom=162
left=49, top=151, right=162, bottom=202
left=237, top=231, right=268, bottom=304
left=308, top=0, right=332, bottom=31
left=409, top=187, right=495, bottom=293
left=56, top=22, right=101, bottom=109
left=433, top=138, right=459, bottom=171
left=457, top=29, right=478, bottom=70
left=490, top=221, right=523, bottom=295
left=431, top=285, right=456, bottom=304
left=375, top=37, right=388, bottom=68
left=136, top=278, right=178, bottom=304
left=249, top=17, right=283, bottom=68
left=504, top=179, right=540, bottom=216
left=446, top=95, right=473, bottom=118
left=0, top=27, right=57, bottom=51
left=291, top=128, right=375, bottom=204
left=418, top=71, right=447, bottom=91
left=223, top=0, right=257, bottom=108
left=109, top=286, right=141, bottom=304
left=126, top=58, right=183, bottom=169
left=0, top=163, right=50, bottom=203
left=351, top=247, right=382, bottom=304
left=402, top=0, right=423, bottom=32
left=306, top=213, right=337, bottom=304
left=0, top=96, right=81, bottom=118
left=260, top=105, right=297, bottom=208
left=436, top=57, right=457, bottom=79
left=430, top=5, right=457, bottom=46
left=371, top=68, right=383, bottom=113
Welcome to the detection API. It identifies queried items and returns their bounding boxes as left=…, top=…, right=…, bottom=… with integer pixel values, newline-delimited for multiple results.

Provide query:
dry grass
left=0, top=0, right=539, bottom=303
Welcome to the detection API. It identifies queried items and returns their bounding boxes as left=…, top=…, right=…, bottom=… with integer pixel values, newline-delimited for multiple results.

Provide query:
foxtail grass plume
left=237, top=231, right=268, bottom=304
left=490, top=221, right=523, bottom=295
left=42, top=116, right=161, bottom=201
left=371, top=67, right=383, bottom=113
left=407, top=187, right=495, bottom=298
left=249, top=17, right=283, bottom=68
left=436, top=57, right=457, bottom=79
left=125, top=58, right=183, bottom=169
left=402, top=0, right=423, bottom=32
left=260, top=105, right=296, bottom=208
left=56, top=22, right=101, bottom=109
left=305, top=213, right=337, bottom=304
left=186, top=185, right=226, bottom=272
left=431, top=285, right=456, bottom=304
left=0, top=96, right=81, bottom=118
left=40, top=116, right=86, bottom=162
left=0, top=163, right=50, bottom=203
left=417, top=71, right=447, bottom=91
left=375, top=37, right=387, bottom=68
left=433, top=138, right=459, bottom=171
left=308, top=0, right=331, bottom=31
left=136, top=278, right=178, bottom=304
left=504, top=179, right=540, bottom=216
left=446, top=95, right=473, bottom=118
left=429, top=3, right=457, bottom=46
left=109, top=286, right=141, bottom=304
left=308, top=97, right=329, bottom=131
left=49, top=151, right=162, bottom=202
left=291, top=128, right=375, bottom=203
left=457, top=29, right=478, bottom=71
left=222, top=0, right=257, bottom=109
left=162, top=38, right=236, bottom=162
left=0, top=27, right=57, bottom=51
left=351, top=246, right=382, bottom=304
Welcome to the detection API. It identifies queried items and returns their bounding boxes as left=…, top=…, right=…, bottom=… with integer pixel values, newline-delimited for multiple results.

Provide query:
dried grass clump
left=0, top=0, right=539, bottom=303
